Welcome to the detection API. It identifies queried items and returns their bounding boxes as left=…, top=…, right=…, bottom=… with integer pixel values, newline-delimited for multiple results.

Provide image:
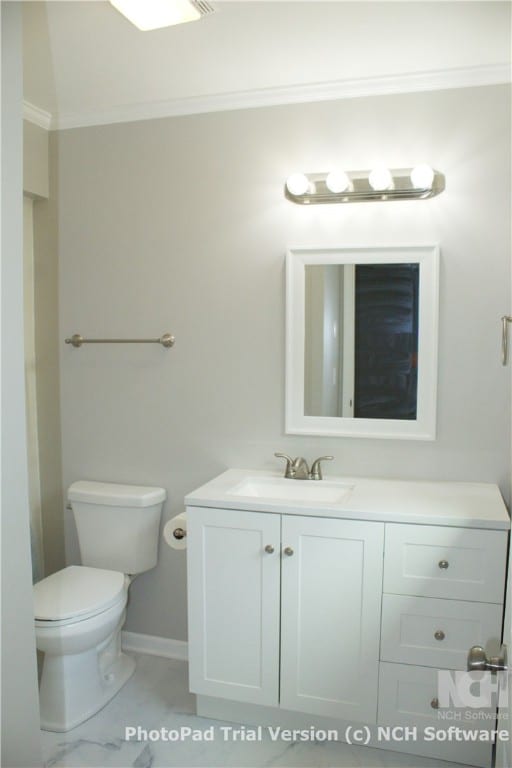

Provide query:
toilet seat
left=34, top=565, right=126, bottom=625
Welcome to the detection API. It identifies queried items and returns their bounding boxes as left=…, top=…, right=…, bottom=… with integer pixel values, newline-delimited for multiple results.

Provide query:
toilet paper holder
left=163, top=514, right=187, bottom=550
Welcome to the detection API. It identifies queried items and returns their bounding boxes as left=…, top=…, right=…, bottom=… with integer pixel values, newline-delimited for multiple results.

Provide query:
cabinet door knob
left=434, top=630, right=445, bottom=641
left=283, top=547, right=294, bottom=557
left=438, top=560, right=449, bottom=569
left=430, top=697, right=439, bottom=709
left=264, top=544, right=275, bottom=554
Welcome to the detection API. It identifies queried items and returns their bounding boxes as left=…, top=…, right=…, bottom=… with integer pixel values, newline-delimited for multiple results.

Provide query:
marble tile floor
left=40, top=654, right=474, bottom=768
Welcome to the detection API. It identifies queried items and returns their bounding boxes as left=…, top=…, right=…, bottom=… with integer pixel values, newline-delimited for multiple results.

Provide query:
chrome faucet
left=309, top=456, right=334, bottom=480
left=274, top=453, right=309, bottom=479
left=274, top=453, right=334, bottom=480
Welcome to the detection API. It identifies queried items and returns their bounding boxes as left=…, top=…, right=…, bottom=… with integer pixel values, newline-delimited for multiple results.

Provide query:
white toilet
left=33, top=480, right=166, bottom=732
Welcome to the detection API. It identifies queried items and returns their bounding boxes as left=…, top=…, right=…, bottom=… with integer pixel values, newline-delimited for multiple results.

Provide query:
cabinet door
left=187, top=507, right=280, bottom=706
left=280, top=515, right=384, bottom=722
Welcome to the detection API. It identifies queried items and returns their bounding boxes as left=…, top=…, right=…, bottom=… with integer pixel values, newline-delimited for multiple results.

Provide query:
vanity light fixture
left=325, top=170, right=351, bottom=194
left=410, top=163, right=435, bottom=189
left=109, top=0, right=214, bottom=31
left=285, top=172, right=311, bottom=197
left=368, top=166, right=393, bottom=192
left=285, top=165, right=445, bottom=205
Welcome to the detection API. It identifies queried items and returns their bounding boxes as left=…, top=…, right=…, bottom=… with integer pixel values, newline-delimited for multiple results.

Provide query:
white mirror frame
left=285, top=244, right=440, bottom=440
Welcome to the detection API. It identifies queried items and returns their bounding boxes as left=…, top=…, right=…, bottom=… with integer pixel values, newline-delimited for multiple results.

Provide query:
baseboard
left=121, top=631, right=188, bottom=661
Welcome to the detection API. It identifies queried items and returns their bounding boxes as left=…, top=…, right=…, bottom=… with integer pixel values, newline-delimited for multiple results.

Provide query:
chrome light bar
left=284, top=167, right=445, bottom=205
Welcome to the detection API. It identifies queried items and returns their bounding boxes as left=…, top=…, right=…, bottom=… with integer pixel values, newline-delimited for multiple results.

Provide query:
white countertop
left=185, top=469, right=511, bottom=529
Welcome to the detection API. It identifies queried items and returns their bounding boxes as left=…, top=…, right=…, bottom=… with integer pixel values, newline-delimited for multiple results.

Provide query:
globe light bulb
left=410, top=164, right=435, bottom=189
left=325, top=170, right=350, bottom=194
left=286, top=173, right=310, bottom=196
left=368, top=166, right=393, bottom=191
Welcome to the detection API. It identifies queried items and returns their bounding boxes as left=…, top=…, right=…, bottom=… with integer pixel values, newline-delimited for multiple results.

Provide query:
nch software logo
left=437, top=670, right=509, bottom=710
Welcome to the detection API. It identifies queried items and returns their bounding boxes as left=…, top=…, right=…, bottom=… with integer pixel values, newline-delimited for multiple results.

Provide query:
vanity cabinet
left=185, top=470, right=510, bottom=768
left=187, top=507, right=384, bottom=722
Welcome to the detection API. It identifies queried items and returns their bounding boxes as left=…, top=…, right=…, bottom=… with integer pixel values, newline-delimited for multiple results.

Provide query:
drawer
left=384, top=524, right=507, bottom=602
left=381, top=594, right=503, bottom=669
left=378, top=662, right=493, bottom=767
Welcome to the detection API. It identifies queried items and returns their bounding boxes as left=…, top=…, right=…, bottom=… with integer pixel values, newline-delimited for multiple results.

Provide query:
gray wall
left=23, top=117, right=65, bottom=580
left=1, top=3, right=42, bottom=765
left=33, top=133, right=65, bottom=577
left=56, top=84, right=510, bottom=641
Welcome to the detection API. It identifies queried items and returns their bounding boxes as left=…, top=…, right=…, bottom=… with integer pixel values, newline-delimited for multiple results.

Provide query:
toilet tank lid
left=68, top=481, right=167, bottom=507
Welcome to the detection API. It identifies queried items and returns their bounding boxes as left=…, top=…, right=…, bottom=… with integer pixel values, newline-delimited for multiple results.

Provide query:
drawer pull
left=434, top=630, right=446, bottom=641
left=438, top=560, right=449, bottom=570
left=430, top=697, right=440, bottom=709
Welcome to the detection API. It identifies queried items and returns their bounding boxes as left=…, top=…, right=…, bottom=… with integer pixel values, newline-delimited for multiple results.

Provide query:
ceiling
left=23, top=1, right=511, bottom=130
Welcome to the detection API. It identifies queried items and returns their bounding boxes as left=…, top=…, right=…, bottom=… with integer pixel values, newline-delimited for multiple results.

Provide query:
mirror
left=286, top=245, right=439, bottom=440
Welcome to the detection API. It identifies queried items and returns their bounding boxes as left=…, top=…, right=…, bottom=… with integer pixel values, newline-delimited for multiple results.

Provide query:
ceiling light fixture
left=109, top=0, right=214, bottom=31
left=284, top=166, right=445, bottom=205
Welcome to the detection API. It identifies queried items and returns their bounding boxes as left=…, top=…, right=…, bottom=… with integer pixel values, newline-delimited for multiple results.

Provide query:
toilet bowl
left=33, top=481, right=166, bottom=732
left=34, top=566, right=134, bottom=732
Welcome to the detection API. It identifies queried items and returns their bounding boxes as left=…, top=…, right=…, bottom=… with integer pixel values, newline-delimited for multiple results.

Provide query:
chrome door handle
left=467, top=645, right=508, bottom=672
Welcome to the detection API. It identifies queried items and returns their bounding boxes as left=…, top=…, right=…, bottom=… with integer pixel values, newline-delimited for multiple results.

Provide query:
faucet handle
left=310, top=456, right=334, bottom=480
left=274, top=452, right=294, bottom=478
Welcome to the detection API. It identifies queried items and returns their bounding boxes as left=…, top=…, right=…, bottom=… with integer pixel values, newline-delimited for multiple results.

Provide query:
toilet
left=33, top=480, right=166, bottom=732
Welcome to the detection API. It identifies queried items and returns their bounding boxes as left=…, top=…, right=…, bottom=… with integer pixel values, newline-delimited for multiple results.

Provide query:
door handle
left=467, top=644, right=508, bottom=673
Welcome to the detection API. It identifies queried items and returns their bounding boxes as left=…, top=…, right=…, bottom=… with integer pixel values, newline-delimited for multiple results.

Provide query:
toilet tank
left=68, top=481, right=166, bottom=574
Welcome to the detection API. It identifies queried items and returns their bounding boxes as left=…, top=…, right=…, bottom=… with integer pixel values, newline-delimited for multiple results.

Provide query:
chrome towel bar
left=65, top=333, right=175, bottom=348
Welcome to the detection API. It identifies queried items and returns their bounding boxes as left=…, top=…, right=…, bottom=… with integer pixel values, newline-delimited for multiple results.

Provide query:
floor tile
left=40, top=654, right=476, bottom=768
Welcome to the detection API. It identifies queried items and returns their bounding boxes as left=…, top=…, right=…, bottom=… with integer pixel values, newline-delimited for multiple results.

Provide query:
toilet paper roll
left=163, top=513, right=187, bottom=550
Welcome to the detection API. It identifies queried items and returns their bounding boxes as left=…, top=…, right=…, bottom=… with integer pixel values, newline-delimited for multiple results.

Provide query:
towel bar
left=65, top=333, right=175, bottom=348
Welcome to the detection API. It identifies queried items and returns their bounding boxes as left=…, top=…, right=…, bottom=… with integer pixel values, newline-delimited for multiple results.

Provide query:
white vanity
left=185, top=469, right=510, bottom=767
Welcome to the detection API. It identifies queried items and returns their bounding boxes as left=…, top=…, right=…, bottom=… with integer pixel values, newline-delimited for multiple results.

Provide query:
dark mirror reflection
left=304, top=263, right=419, bottom=420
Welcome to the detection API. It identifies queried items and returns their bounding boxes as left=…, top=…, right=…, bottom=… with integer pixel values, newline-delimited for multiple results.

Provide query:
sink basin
left=226, top=476, right=354, bottom=504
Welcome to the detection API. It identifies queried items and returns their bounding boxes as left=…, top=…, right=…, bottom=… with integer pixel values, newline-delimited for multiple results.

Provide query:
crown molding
left=30, top=63, right=512, bottom=131
left=23, top=101, right=52, bottom=130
